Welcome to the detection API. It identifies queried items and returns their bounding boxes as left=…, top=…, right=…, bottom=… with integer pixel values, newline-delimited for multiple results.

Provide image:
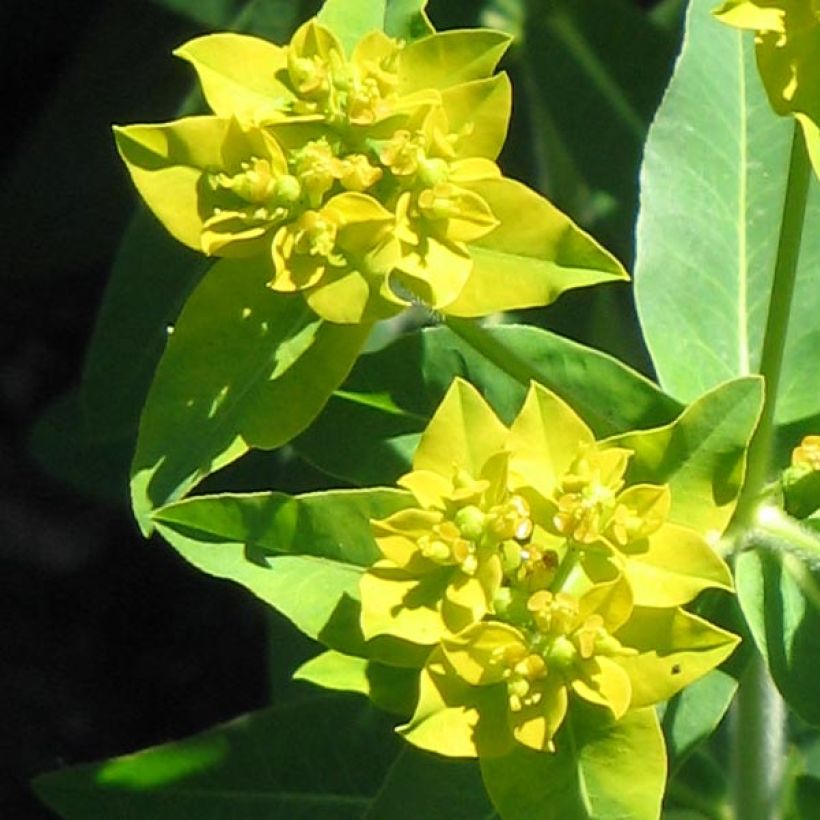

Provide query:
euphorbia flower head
left=359, top=379, right=739, bottom=756
left=114, top=16, right=627, bottom=325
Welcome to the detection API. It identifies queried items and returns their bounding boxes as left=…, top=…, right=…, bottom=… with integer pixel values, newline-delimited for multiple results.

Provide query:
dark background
left=0, top=0, right=678, bottom=816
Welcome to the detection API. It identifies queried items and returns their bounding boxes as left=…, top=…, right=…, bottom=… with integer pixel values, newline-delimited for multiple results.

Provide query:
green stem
left=731, top=124, right=812, bottom=820
left=551, top=544, right=581, bottom=593
left=753, top=505, right=820, bottom=562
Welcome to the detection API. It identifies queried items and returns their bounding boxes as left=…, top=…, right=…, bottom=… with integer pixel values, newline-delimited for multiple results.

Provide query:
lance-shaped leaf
left=82, top=210, right=208, bottom=444
left=152, top=488, right=413, bottom=656
left=479, top=705, right=666, bottom=820
left=736, top=546, right=820, bottom=725
left=295, top=324, right=682, bottom=487
left=365, top=746, right=494, bottom=819
left=33, top=695, right=401, bottom=820
left=444, top=178, right=629, bottom=316
left=153, top=488, right=411, bottom=565
left=294, top=650, right=420, bottom=716
left=661, top=669, right=738, bottom=775
left=131, top=258, right=370, bottom=532
left=609, top=377, right=763, bottom=537
left=635, top=0, right=820, bottom=424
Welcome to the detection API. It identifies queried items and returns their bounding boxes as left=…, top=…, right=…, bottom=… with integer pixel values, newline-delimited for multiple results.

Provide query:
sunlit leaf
left=153, top=488, right=412, bottom=566
left=33, top=695, right=401, bottom=820
left=635, top=0, right=820, bottom=424
left=736, top=547, right=820, bottom=725
left=130, top=258, right=369, bottom=532
left=294, top=650, right=419, bottom=716
left=480, top=705, right=666, bottom=820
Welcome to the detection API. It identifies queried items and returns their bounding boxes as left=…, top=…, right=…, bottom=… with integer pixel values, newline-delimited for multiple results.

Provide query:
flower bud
left=454, top=504, right=486, bottom=541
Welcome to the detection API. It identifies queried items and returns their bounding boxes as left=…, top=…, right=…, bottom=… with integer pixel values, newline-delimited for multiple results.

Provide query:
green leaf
left=661, top=669, right=737, bottom=775
left=384, top=0, right=433, bottom=41
left=366, top=747, right=495, bottom=819
left=795, top=774, right=820, bottom=820
left=33, top=694, right=401, bottom=820
left=480, top=706, right=666, bottom=820
left=736, top=547, right=820, bottom=725
left=153, top=488, right=412, bottom=566
left=610, top=377, right=764, bottom=536
left=28, top=390, right=131, bottom=505
left=634, top=0, right=820, bottom=425
left=295, top=323, right=683, bottom=486
left=294, top=650, right=420, bottom=716
left=316, top=0, right=433, bottom=55
left=81, top=0, right=302, bottom=453
left=130, top=258, right=370, bottom=532
left=82, top=209, right=207, bottom=443
left=317, top=0, right=386, bottom=54
left=152, top=488, right=413, bottom=653
left=155, top=520, right=363, bottom=649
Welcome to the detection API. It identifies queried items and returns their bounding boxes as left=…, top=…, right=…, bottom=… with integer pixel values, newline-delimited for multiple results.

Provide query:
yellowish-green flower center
left=293, top=210, right=340, bottom=260
left=489, top=643, right=548, bottom=712
left=380, top=130, right=425, bottom=177
left=553, top=449, right=628, bottom=543
left=289, top=54, right=332, bottom=99
left=293, top=139, right=343, bottom=206
left=418, top=520, right=478, bottom=573
left=527, top=589, right=579, bottom=635
left=487, top=494, right=533, bottom=542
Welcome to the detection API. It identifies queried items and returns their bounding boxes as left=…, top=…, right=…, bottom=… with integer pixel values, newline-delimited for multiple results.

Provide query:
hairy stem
left=731, top=124, right=812, bottom=820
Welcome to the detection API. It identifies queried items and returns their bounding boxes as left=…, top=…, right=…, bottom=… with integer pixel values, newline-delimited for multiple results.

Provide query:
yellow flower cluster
left=114, top=17, right=627, bottom=325
left=360, top=379, right=738, bottom=756
left=114, top=20, right=513, bottom=323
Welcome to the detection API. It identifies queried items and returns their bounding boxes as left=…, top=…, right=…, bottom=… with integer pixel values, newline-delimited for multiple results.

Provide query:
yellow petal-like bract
left=714, top=0, right=820, bottom=177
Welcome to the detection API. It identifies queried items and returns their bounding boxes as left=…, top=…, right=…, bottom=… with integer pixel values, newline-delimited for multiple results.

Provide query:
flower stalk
left=731, top=123, right=813, bottom=820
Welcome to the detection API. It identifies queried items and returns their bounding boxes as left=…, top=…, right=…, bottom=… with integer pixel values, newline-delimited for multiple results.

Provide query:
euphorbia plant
left=32, top=0, right=820, bottom=818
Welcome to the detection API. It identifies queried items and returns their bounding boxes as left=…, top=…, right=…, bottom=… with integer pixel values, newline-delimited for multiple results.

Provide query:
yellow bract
left=360, top=379, right=739, bottom=756
left=115, top=16, right=628, bottom=325
left=714, top=0, right=820, bottom=177
left=792, top=434, right=820, bottom=469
